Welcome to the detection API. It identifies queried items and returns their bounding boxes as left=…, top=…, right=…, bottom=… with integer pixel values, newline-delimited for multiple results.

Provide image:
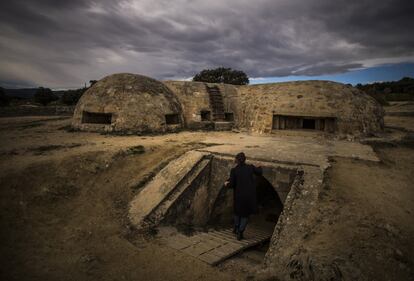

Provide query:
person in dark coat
left=225, top=152, right=262, bottom=240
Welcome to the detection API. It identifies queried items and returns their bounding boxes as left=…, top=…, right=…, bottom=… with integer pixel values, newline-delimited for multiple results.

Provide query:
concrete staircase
left=205, top=85, right=225, bottom=121
left=205, top=85, right=234, bottom=130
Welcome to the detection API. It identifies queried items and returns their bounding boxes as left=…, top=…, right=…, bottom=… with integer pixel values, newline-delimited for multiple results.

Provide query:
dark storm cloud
left=0, top=0, right=413, bottom=87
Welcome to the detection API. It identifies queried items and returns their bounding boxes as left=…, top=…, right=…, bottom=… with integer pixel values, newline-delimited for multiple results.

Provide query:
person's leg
left=237, top=217, right=248, bottom=240
left=233, top=215, right=240, bottom=234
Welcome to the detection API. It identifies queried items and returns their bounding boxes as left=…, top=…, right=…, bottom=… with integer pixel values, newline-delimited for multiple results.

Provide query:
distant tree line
left=0, top=87, right=10, bottom=106
left=356, top=77, right=414, bottom=105
left=55, top=88, right=87, bottom=105
left=55, top=80, right=97, bottom=105
left=193, top=67, right=249, bottom=85
left=0, top=80, right=98, bottom=106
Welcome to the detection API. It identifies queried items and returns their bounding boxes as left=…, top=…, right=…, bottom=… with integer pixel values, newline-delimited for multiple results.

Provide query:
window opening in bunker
left=201, top=111, right=211, bottom=121
left=303, top=118, right=316, bottom=129
left=224, top=112, right=234, bottom=122
left=273, top=114, right=336, bottom=132
left=82, top=111, right=112, bottom=124
left=165, top=114, right=180, bottom=125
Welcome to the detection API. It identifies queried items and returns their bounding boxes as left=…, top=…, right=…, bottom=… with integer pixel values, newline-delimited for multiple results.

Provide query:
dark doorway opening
left=82, top=111, right=112, bottom=124
left=165, top=114, right=180, bottom=125
left=303, top=119, right=316, bottom=129
left=200, top=111, right=211, bottom=121
left=224, top=112, right=234, bottom=122
left=255, top=175, right=284, bottom=224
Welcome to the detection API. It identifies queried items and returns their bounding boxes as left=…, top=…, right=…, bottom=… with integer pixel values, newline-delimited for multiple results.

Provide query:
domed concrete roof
left=237, top=80, right=384, bottom=135
left=72, top=73, right=183, bottom=133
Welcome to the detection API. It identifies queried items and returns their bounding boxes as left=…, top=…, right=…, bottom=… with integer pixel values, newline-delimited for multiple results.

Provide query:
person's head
left=235, top=152, right=246, bottom=165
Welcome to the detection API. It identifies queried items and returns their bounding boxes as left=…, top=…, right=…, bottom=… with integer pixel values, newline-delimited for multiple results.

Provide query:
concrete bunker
left=161, top=155, right=296, bottom=230
left=129, top=151, right=301, bottom=264
left=74, top=75, right=384, bottom=137
left=72, top=73, right=184, bottom=133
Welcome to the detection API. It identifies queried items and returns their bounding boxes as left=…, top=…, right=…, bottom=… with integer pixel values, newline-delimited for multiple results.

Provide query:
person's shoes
left=237, top=231, right=244, bottom=241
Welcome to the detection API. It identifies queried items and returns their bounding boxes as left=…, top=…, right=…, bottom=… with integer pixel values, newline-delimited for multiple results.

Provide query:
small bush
left=60, top=88, right=86, bottom=105
left=34, top=87, right=58, bottom=106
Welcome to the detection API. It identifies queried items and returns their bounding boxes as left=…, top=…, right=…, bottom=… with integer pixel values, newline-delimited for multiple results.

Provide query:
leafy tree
left=0, top=87, right=10, bottom=106
left=193, top=67, right=249, bottom=85
left=34, top=87, right=58, bottom=106
left=60, top=88, right=86, bottom=105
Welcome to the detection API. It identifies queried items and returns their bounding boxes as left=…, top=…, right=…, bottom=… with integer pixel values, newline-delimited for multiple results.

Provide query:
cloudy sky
left=0, top=0, right=413, bottom=88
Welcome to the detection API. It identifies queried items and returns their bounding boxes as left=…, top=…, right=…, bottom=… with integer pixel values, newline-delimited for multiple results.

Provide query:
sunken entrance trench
left=160, top=155, right=298, bottom=264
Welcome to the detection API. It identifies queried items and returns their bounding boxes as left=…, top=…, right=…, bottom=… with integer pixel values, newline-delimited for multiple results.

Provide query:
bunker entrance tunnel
left=160, top=155, right=298, bottom=235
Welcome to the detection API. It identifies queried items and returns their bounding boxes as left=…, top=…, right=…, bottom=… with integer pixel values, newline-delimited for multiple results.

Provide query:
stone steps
left=206, top=85, right=225, bottom=122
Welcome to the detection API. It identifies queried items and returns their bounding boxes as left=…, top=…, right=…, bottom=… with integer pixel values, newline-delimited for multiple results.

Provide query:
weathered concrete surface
left=164, top=81, right=239, bottom=129
left=153, top=157, right=211, bottom=227
left=260, top=165, right=328, bottom=280
left=198, top=133, right=379, bottom=167
left=129, top=150, right=208, bottom=228
left=236, top=81, right=384, bottom=136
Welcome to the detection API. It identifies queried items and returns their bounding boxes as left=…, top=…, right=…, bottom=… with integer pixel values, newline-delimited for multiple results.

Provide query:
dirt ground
left=0, top=111, right=413, bottom=280
left=301, top=147, right=414, bottom=280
